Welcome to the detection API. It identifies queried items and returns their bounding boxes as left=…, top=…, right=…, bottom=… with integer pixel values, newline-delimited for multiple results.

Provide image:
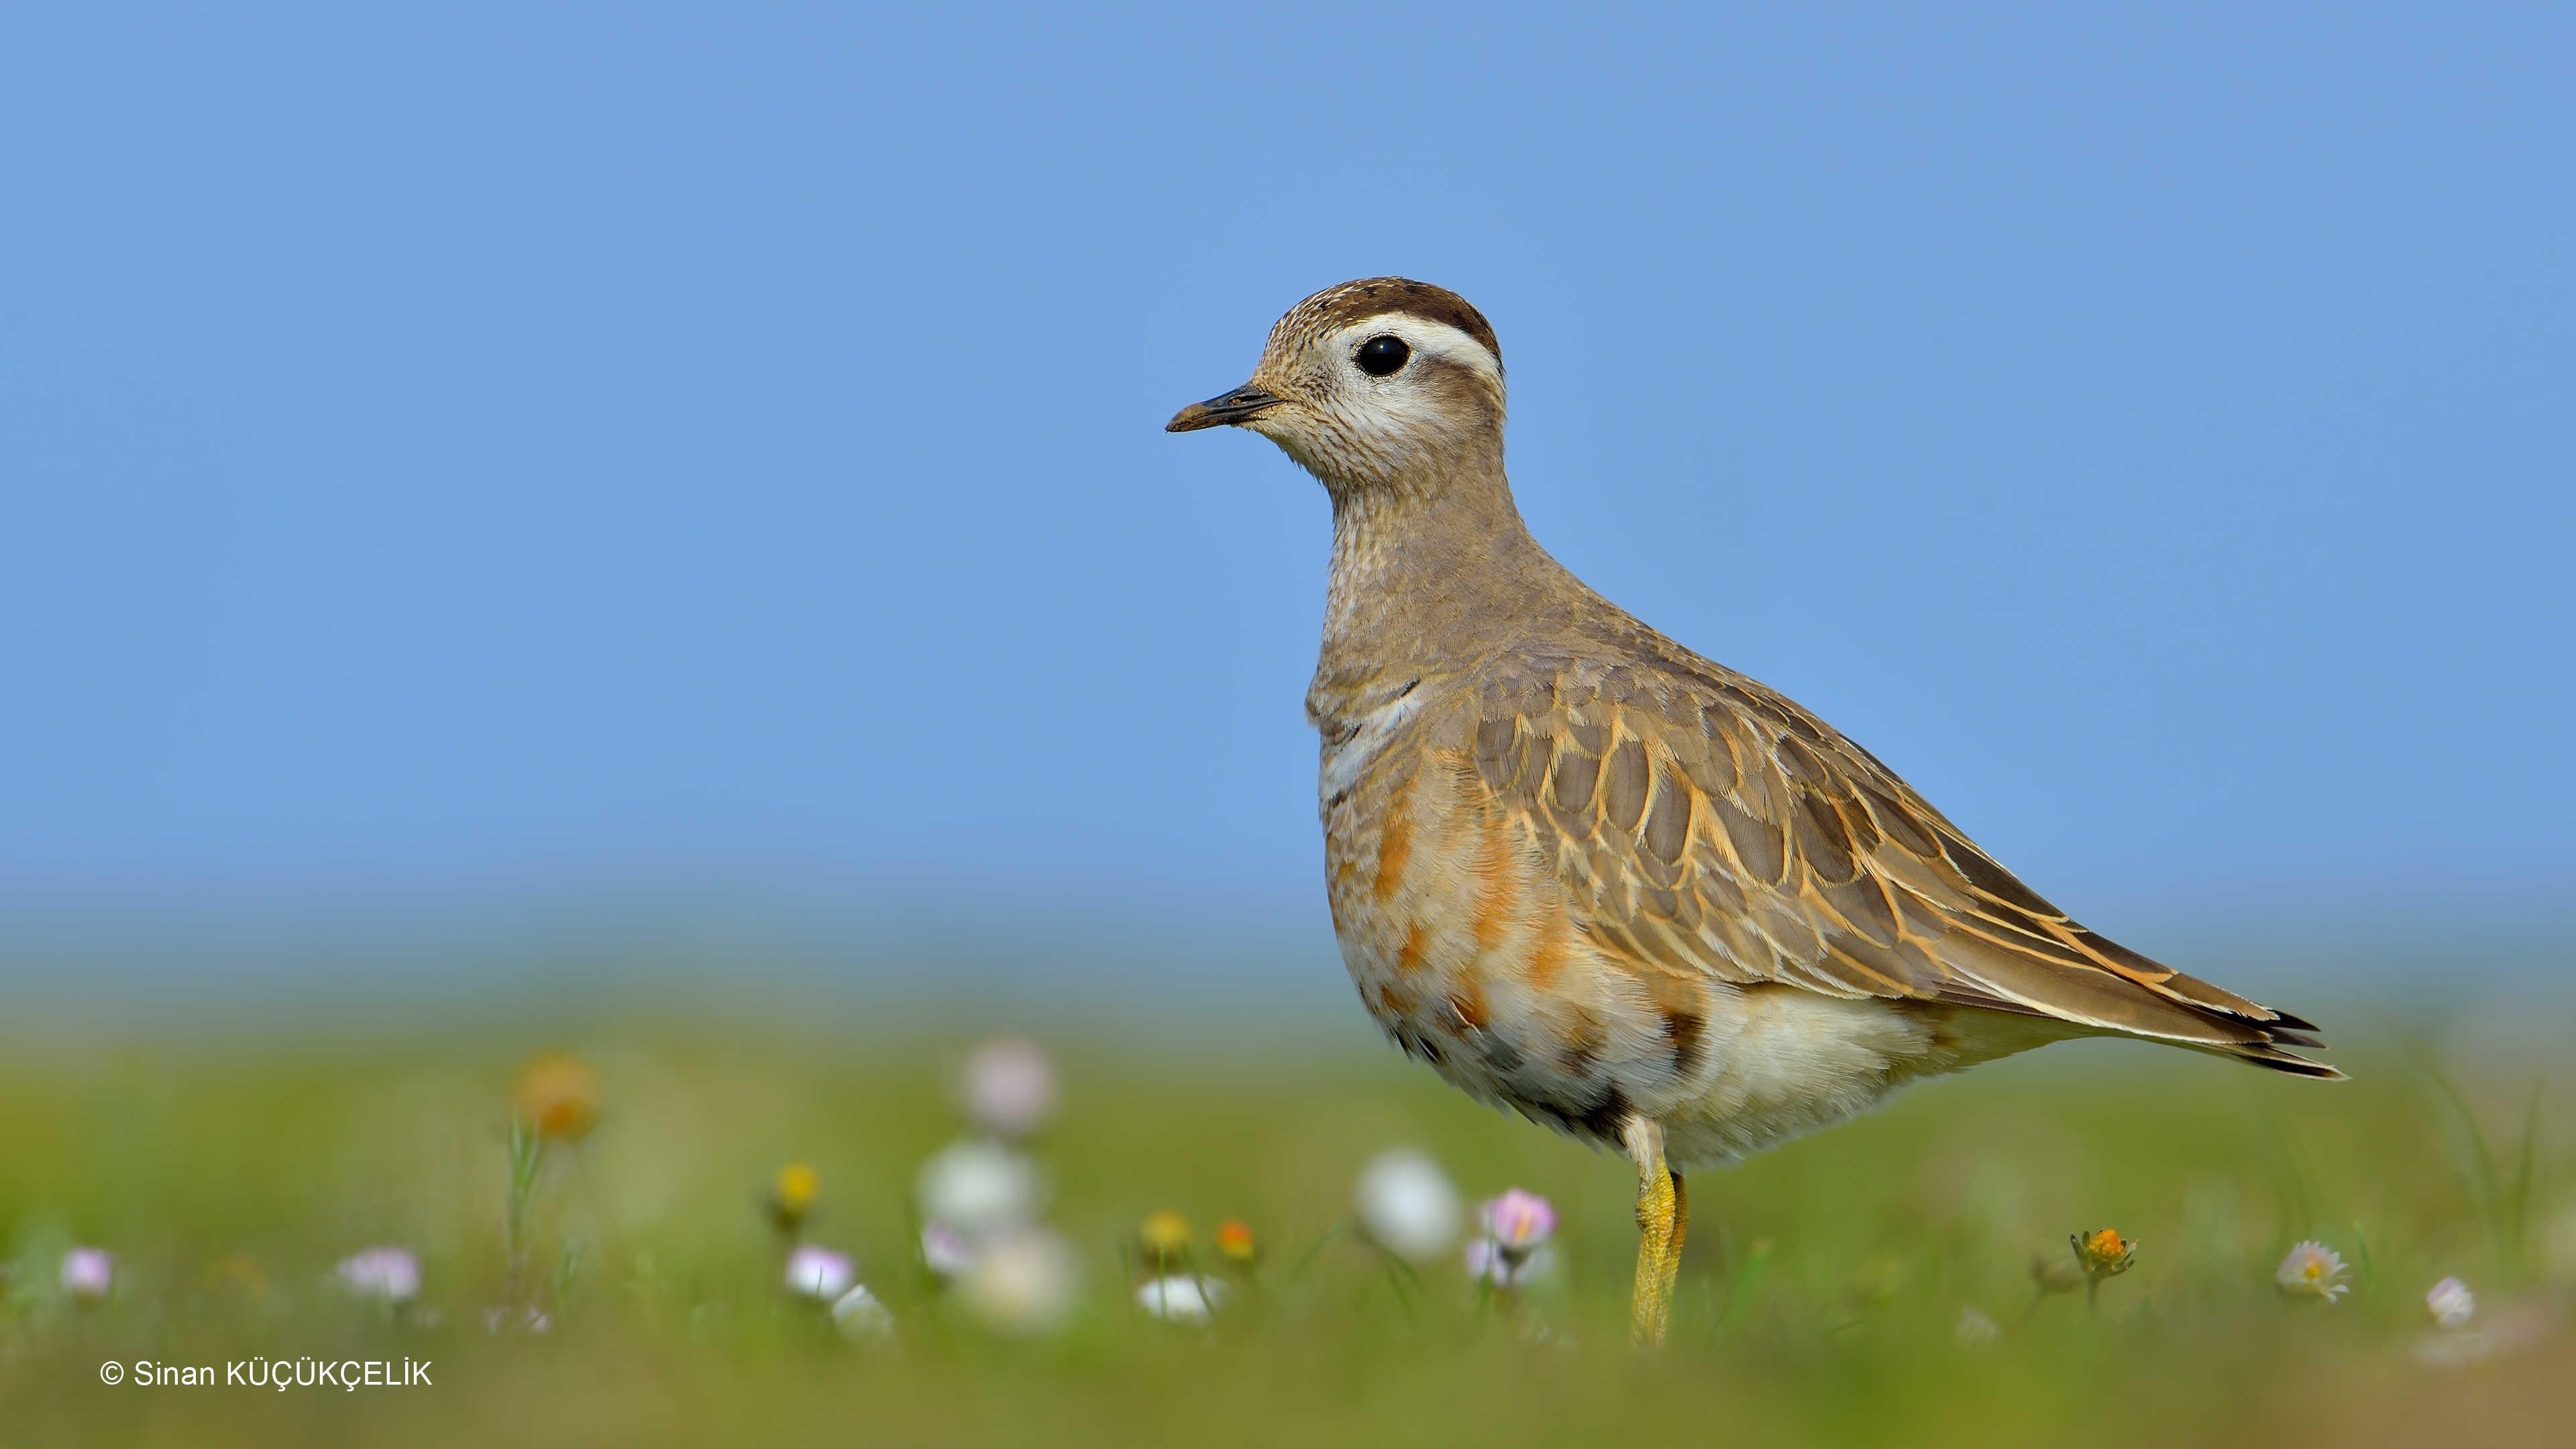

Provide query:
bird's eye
left=1355, top=335, right=1411, bottom=377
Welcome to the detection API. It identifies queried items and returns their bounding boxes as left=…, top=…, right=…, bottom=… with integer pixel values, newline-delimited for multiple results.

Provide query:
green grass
left=1, top=1003, right=2568, bottom=1446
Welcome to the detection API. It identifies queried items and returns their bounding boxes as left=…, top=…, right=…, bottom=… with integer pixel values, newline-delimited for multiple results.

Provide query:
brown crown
left=1277, top=278, right=1501, bottom=365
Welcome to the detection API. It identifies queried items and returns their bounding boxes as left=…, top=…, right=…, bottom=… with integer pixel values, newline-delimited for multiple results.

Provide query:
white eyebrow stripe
left=1329, top=315, right=1502, bottom=383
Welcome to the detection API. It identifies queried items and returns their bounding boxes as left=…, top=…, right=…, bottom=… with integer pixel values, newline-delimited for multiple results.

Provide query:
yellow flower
left=2067, top=1227, right=2140, bottom=1316
left=777, top=1163, right=820, bottom=1214
left=1138, top=1211, right=1192, bottom=1267
left=2072, top=1227, right=2139, bottom=1281
left=768, top=1162, right=821, bottom=1234
left=513, top=1053, right=599, bottom=1143
left=1214, top=1219, right=1258, bottom=1268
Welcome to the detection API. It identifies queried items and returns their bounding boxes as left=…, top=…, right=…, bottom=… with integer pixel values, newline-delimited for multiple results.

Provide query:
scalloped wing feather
left=1467, top=655, right=2341, bottom=1079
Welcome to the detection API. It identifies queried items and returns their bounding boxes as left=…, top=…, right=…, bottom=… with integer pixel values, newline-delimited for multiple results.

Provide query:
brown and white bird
left=1167, top=278, right=2337, bottom=1344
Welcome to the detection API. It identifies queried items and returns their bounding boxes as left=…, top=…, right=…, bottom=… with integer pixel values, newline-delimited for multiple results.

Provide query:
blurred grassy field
left=0, top=998, right=2568, bottom=1447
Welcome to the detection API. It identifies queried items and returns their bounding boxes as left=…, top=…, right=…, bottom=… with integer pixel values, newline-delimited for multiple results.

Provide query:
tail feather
left=2213, top=1042, right=2347, bottom=1081
left=1933, top=933, right=2341, bottom=1079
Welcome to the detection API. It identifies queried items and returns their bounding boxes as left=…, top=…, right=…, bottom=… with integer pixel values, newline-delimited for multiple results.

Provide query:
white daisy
left=917, top=1140, right=1043, bottom=1242
left=1135, top=1274, right=1225, bottom=1324
left=2274, top=1240, right=2349, bottom=1302
left=831, top=1284, right=895, bottom=1338
left=1354, top=1149, right=1460, bottom=1262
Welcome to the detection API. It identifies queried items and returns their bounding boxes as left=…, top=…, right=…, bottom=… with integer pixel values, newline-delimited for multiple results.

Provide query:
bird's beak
left=1165, top=384, right=1284, bottom=433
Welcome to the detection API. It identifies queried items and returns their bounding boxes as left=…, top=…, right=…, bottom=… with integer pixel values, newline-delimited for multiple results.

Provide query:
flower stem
left=503, top=1116, right=543, bottom=1307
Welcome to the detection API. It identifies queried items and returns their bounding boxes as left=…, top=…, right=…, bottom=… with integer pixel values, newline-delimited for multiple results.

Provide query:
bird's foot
left=1623, top=1115, right=1688, bottom=1347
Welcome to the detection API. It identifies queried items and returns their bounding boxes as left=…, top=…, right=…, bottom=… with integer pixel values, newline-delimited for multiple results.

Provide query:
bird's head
left=1167, top=278, right=1506, bottom=496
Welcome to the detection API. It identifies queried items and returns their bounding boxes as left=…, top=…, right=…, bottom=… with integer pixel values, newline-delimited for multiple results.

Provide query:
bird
left=1166, top=277, right=2338, bottom=1346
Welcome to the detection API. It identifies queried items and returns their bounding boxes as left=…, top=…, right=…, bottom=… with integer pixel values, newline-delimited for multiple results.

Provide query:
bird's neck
left=1310, top=461, right=1571, bottom=728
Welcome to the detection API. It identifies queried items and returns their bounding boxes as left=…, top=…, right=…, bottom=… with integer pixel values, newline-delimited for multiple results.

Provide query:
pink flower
left=1466, top=1188, right=1558, bottom=1289
left=335, top=1247, right=421, bottom=1305
left=961, top=1037, right=1057, bottom=1140
left=1483, top=1189, right=1557, bottom=1254
left=2425, top=1277, right=2475, bottom=1329
left=785, top=1244, right=856, bottom=1301
left=59, top=1248, right=112, bottom=1301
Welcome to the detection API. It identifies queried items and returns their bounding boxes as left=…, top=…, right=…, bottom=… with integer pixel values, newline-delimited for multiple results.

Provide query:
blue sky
left=2, top=5, right=2569, bottom=987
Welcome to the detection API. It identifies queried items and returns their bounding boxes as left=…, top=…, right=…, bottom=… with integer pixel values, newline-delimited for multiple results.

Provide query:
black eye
left=1355, top=335, right=1411, bottom=377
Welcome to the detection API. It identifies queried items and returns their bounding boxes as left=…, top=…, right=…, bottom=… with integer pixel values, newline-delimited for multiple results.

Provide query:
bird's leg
left=1666, top=1170, right=1690, bottom=1307
left=1623, top=1115, right=1687, bottom=1347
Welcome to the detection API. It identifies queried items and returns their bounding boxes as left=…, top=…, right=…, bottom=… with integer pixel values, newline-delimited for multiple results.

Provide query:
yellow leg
left=1666, top=1170, right=1690, bottom=1304
left=1625, top=1116, right=1687, bottom=1347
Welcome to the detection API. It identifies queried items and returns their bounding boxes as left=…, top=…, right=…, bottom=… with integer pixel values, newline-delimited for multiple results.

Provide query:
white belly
left=1659, top=987, right=2067, bottom=1168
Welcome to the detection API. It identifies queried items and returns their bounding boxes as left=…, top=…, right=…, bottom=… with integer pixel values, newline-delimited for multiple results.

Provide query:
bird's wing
left=1462, top=653, right=2338, bottom=1077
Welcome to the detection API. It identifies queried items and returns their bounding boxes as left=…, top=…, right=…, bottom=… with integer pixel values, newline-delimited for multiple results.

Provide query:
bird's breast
left=1317, top=694, right=1718, bottom=1143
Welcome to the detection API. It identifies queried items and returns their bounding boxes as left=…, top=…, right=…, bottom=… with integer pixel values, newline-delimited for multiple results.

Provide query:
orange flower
left=513, top=1053, right=599, bottom=1142
left=2072, top=1227, right=2139, bottom=1281
left=2068, top=1226, right=2140, bottom=1318
left=1214, top=1219, right=1258, bottom=1268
